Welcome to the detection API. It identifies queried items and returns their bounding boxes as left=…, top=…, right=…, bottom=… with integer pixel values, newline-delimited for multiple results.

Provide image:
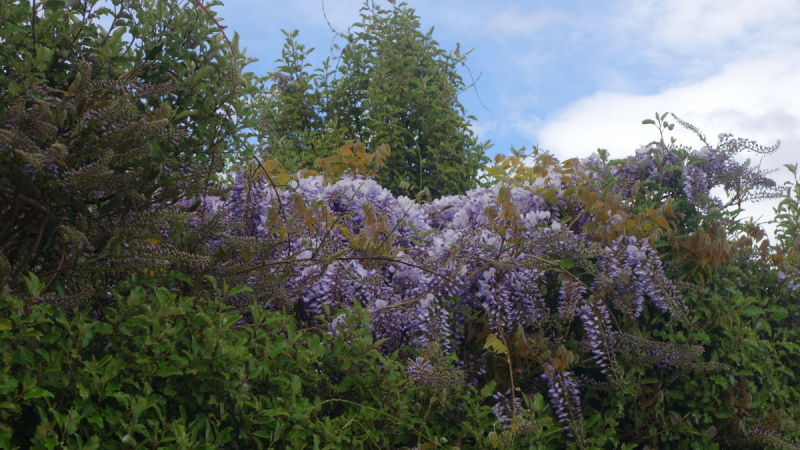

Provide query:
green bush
left=1, top=278, right=398, bottom=448
left=257, top=0, right=490, bottom=198
left=0, top=0, right=263, bottom=299
left=0, top=276, right=562, bottom=449
left=2, top=1, right=800, bottom=448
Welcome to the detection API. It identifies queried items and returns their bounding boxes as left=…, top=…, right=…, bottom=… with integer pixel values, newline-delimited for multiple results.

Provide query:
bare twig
left=11, top=212, right=49, bottom=280
left=0, top=186, right=48, bottom=213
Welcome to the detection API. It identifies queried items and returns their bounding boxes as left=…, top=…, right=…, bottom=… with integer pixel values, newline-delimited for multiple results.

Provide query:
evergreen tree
left=259, top=0, right=490, bottom=197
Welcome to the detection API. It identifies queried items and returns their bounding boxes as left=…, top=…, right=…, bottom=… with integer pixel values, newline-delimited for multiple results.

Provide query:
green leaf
left=693, top=332, right=710, bottom=342
left=25, top=272, right=44, bottom=297
left=642, top=119, right=656, bottom=125
left=291, top=375, right=301, bottom=395
left=23, top=388, right=54, bottom=400
left=711, top=375, right=728, bottom=389
left=170, top=271, right=193, bottom=285
left=559, top=259, right=575, bottom=269
left=145, top=44, right=163, bottom=61
left=77, top=382, right=89, bottom=400
left=337, top=377, right=353, bottom=393
left=480, top=380, right=496, bottom=399
left=86, top=415, right=104, bottom=427
left=542, top=189, right=558, bottom=201
left=173, top=110, right=196, bottom=120
left=227, top=285, right=253, bottom=297
left=714, top=406, right=734, bottom=419
left=109, top=56, right=129, bottom=66
left=585, top=413, right=601, bottom=429
left=155, top=367, right=183, bottom=377
left=0, top=318, right=11, bottom=331
left=96, top=355, right=113, bottom=368
left=766, top=305, right=788, bottom=321
left=267, top=341, right=288, bottom=358
left=744, top=306, right=763, bottom=317
left=43, top=0, right=65, bottom=10
left=264, top=408, right=289, bottom=418
left=668, top=390, right=685, bottom=400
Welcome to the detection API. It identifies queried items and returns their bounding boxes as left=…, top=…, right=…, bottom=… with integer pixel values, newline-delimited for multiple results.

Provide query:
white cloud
left=484, top=10, right=569, bottom=36
left=614, top=0, right=800, bottom=54
left=536, top=50, right=800, bottom=160
left=531, top=49, right=800, bottom=235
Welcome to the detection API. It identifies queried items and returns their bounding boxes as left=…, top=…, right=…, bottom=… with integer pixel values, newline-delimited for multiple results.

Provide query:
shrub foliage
left=1, top=2, right=799, bottom=450
left=257, top=0, right=490, bottom=198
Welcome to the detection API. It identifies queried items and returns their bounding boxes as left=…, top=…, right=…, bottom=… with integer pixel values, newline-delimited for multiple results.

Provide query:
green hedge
left=0, top=277, right=561, bottom=449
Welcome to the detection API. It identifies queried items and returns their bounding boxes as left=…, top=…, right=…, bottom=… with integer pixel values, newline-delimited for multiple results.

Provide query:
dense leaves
left=0, top=281, right=456, bottom=448
left=1, top=1, right=800, bottom=449
left=0, top=0, right=260, bottom=295
left=257, top=0, right=490, bottom=198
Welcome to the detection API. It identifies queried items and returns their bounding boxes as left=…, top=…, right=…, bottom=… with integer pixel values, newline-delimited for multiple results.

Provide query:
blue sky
left=218, top=0, right=800, bottom=231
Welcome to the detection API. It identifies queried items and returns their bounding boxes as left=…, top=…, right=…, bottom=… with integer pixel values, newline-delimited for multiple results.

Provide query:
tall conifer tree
left=260, top=0, right=490, bottom=197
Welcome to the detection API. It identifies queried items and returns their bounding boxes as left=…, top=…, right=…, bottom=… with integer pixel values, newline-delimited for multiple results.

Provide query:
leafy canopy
left=257, top=0, right=490, bottom=198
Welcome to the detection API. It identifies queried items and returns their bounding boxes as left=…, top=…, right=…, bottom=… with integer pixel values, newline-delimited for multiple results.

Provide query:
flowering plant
left=4, top=89, right=799, bottom=446
left=135, top=118, right=796, bottom=447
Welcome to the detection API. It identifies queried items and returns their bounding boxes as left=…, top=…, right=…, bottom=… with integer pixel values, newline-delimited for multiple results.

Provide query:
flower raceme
left=158, top=144, right=742, bottom=439
left=70, top=129, right=779, bottom=442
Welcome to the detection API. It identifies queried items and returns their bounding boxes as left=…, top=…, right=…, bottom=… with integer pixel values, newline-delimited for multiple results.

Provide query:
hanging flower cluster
left=491, top=389, right=522, bottom=430
left=609, top=114, right=782, bottom=214
left=145, top=129, right=788, bottom=444
left=542, top=365, right=585, bottom=445
left=193, top=165, right=697, bottom=358
left=778, top=270, right=800, bottom=292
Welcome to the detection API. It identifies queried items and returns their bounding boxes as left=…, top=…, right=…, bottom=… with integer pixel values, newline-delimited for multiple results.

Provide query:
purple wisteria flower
left=558, top=279, right=586, bottom=320
left=406, top=356, right=465, bottom=389
left=777, top=270, right=800, bottom=292
left=542, top=365, right=585, bottom=444
left=578, top=296, right=621, bottom=385
left=492, top=388, right=521, bottom=430
left=161, top=145, right=735, bottom=442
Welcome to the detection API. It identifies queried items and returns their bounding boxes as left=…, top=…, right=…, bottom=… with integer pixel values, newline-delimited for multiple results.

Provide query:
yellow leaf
left=298, top=169, right=319, bottom=178
left=562, top=158, right=579, bottom=168
left=484, top=334, right=507, bottom=355
left=240, top=250, right=252, bottom=261
left=35, top=423, right=48, bottom=439
left=485, top=167, right=503, bottom=177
